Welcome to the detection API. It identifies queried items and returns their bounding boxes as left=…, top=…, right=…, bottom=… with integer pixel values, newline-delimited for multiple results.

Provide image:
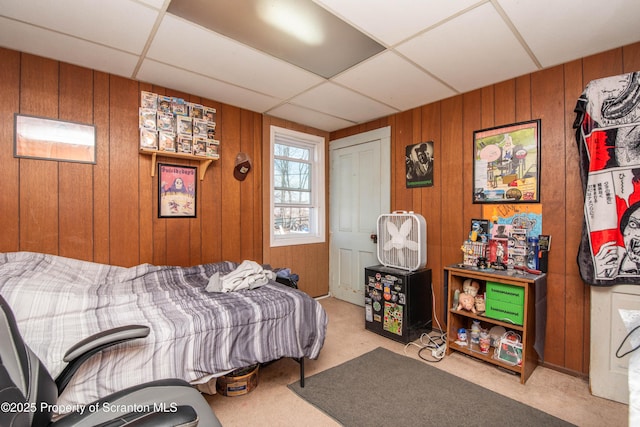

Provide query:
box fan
left=377, top=211, right=427, bottom=271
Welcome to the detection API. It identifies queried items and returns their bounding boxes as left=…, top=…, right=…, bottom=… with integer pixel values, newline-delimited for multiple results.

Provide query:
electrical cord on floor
left=403, top=285, right=447, bottom=362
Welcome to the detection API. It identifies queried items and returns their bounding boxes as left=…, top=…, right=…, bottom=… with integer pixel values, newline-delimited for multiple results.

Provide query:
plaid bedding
left=0, top=252, right=327, bottom=409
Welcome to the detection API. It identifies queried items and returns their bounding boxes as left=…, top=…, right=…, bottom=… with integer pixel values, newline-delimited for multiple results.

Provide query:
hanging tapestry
left=574, top=71, right=640, bottom=285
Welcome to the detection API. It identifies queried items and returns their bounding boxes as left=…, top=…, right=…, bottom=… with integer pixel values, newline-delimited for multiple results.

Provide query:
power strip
left=431, top=345, right=446, bottom=359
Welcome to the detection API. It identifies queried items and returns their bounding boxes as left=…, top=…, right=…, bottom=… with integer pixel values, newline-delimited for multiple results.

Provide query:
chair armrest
left=52, top=405, right=198, bottom=427
left=55, top=325, right=150, bottom=394
left=118, top=406, right=198, bottom=427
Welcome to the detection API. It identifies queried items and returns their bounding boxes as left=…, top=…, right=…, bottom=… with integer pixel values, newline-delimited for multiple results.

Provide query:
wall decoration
left=14, top=114, right=96, bottom=164
left=575, top=71, right=640, bottom=285
left=406, top=141, right=434, bottom=188
left=139, top=91, right=219, bottom=158
left=158, top=163, right=197, bottom=218
left=483, top=204, right=542, bottom=238
left=473, top=119, right=541, bottom=203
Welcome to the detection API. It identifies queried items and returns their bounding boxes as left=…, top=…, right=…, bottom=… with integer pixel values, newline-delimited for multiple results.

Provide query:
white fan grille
left=377, top=212, right=426, bottom=271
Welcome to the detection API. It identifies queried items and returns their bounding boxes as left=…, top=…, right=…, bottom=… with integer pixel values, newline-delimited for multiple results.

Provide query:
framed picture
left=472, top=119, right=541, bottom=204
left=405, top=141, right=434, bottom=188
left=14, top=114, right=96, bottom=164
left=158, top=163, right=197, bottom=218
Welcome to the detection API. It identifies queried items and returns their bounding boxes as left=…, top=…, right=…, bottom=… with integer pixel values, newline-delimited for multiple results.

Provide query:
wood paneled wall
left=331, top=42, right=640, bottom=376
left=0, top=48, right=264, bottom=279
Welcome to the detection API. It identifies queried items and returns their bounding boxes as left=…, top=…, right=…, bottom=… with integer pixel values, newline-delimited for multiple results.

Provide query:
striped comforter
left=0, top=252, right=327, bottom=409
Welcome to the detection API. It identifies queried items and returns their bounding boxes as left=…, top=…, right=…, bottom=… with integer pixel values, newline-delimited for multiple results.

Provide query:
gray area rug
left=288, top=347, right=575, bottom=427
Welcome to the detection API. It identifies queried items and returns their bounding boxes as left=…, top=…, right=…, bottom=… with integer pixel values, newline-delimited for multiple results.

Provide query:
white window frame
left=269, top=125, right=325, bottom=247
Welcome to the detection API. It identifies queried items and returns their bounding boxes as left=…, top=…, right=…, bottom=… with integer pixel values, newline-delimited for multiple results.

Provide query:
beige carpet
left=207, top=297, right=628, bottom=426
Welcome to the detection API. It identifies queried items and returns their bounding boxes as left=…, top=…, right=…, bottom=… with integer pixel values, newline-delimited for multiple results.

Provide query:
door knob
left=370, top=234, right=378, bottom=244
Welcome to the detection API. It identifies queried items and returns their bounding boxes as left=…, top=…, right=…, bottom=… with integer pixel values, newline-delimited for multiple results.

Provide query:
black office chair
left=0, top=295, right=222, bottom=426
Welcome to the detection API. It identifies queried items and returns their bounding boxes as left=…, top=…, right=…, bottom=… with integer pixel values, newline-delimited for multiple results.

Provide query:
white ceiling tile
left=137, top=59, right=282, bottom=113
left=0, top=17, right=140, bottom=77
left=267, top=104, right=355, bottom=132
left=0, top=0, right=159, bottom=53
left=313, top=0, right=480, bottom=46
left=396, top=2, right=538, bottom=93
left=148, top=14, right=324, bottom=99
left=290, top=82, right=397, bottom=123
left=498, top=0, right=640, bottom=68
left=333, top=51, right=457, bottom=111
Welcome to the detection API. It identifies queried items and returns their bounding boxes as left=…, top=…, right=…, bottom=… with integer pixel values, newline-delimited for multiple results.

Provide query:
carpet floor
left=208, top=297, right=627, bottom=426
left=288, top=347, right=574, bottom=427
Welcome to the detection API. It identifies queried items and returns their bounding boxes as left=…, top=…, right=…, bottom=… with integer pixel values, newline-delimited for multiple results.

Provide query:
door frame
left=329, top=126, right=391, bottom=302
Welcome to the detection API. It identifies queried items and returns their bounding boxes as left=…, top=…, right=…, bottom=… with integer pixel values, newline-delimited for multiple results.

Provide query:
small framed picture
left=158, top=163, right=197, bottom=218
left=14, top=114, right=96, bottom=164
left=405, top=141, right=434, bottom=188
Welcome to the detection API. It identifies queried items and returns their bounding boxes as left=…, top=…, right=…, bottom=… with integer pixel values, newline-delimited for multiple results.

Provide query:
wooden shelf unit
left=444, top=265, right=546, bottom=384
left=139, top=148, right=219, bottom=181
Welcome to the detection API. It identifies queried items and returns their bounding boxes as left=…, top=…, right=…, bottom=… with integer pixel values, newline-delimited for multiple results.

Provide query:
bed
left=0, top=251, right=327, bottom=410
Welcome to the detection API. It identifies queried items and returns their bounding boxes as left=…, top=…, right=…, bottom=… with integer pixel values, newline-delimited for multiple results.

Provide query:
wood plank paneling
left=221, top=104, right=242, bottom=262
left=623, top=43, right=640, bottom=71
left=532, top=65, right=566, bottom=367
left=239, top=109, right=256, bottom=262
left=440, top=95, right=464, bottom=264
left=58, top=63, right=94, bottom=261
left=494, top=80, right=516, bottom=126
left=420, top=103, right=444, bottom=327
left=393, top=110, right=414, bottom=211
left=251, top=112, right=263, bottom=262
left=563, top=58, right=588, bottom=373
left=19, top=54, right=59, bottom=255
left=515, top=75, right=532, bottom=121
left=108, top=75, right=140, bottom=266
left=93, top=71, right=110, bottom=264
left=0, top=48, right=21, bottom=253
left=463, top=90, right=483, bottom=231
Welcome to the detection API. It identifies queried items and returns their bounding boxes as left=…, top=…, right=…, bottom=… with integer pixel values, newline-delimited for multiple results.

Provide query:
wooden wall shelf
left=139, top=148, right=219, bottom=180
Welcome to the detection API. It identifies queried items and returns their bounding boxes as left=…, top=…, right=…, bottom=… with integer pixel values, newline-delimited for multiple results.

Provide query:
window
left=270, top=126, right=325, bottom=247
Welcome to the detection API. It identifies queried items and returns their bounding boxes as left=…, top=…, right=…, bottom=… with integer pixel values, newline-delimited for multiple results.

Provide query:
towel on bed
left=206, top=260, right=276, bottom=292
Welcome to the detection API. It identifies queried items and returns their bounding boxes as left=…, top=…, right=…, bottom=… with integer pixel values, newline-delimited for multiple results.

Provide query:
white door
left=590, top=284, right=640, bottom=404
left=329, top=127, right=390, bottom=306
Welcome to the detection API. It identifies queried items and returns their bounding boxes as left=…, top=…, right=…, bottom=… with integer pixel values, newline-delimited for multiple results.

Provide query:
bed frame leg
left=294, top=357, right=305, bottom=387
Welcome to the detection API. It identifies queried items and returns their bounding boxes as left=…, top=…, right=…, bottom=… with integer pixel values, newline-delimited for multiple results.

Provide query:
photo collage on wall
left=139, top=91, right=219, bottom=158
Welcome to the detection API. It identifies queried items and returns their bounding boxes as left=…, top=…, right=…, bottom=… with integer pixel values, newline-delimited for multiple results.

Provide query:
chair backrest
left=0, top=295, right=58, bottom=426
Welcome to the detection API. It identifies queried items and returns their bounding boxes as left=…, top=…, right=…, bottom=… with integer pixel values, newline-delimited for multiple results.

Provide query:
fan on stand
left=377, top=211, right=427, bottom=271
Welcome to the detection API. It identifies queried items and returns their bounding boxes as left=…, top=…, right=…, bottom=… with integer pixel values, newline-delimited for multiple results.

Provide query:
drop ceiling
left=1, top=0, right=639, bottom=132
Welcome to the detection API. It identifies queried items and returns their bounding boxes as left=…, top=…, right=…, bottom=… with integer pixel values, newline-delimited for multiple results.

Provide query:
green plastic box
left=484, top=299, right=524, bottom=325
left=486, top=281, right=524, bottom=306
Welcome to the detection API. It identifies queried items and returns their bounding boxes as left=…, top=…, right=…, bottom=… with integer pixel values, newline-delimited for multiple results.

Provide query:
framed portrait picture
left=158, top=163, right=197, bottom=218
left=472, top=119, right=541, bottom=204
left=406, top=141, right=434, bottom=188
left=14, top=114, right=96, bottom=164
